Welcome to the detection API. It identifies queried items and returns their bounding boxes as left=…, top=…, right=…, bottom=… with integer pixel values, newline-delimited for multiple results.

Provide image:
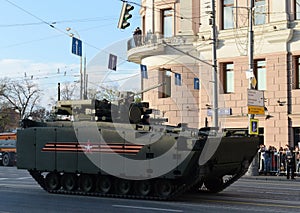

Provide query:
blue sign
left=108, top=54, right=117, bottom=71
left=249, top=119, right=259, bottom=135
left=140, top=64, right=148, bottom=78
left=175, top=73, right=181, bottom=86
left=72, top=37, right=82, bottom=56
left=194, top=78, right=200, bottom=90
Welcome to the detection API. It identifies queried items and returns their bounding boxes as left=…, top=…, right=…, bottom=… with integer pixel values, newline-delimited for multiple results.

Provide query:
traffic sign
left=140, top=64, right=148, bottom=78
left=194, top=78, right=200, bottom=90
left=249, top=119, right=259, bottom=135
left=207, top=108, right=232, bottom=116
left=247, top=89, right=264, bottom=106
left=108, top=54, right=117, bottom=71
left=248, top=106, right=265, bottom=115
left=71, top=37, right=82, bottom=56
left=175, top=73, right=181, bottom=86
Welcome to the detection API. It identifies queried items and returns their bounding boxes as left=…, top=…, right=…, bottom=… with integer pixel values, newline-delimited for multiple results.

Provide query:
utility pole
left=80, top=54, right=83, bottom=100
left=211, top=0, right=218, bottom=130
left=83, top=56, right=87, bottom=100
left=247, top=0, right=259, bottom=176
left=249, top=0, right=254, bottom=91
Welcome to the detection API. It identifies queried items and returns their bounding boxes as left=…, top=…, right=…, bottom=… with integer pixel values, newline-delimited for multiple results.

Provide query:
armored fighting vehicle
left=17, top=93, right=260, bottom=200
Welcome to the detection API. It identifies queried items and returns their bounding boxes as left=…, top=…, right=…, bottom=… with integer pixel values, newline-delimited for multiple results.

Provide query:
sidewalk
left=242, top=174, right=300, bottom=182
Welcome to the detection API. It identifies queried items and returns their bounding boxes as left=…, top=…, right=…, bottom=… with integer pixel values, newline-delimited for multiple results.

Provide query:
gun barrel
left=134, top=82, right=166, bottom=96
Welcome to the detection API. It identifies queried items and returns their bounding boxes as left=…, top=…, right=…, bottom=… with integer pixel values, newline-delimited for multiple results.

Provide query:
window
left=221, top=63, right=234, bottom=93
left=294, top=56, right=300, bottom=89
left=296, top=0, right=300, bottom=19
left=254, top=60, right=266, bottom=90
left=159, top=69, right=171, bottom=98
left=222, top=0, right=234, bottom=29
left=293, top=127, right=300, bottom=147
left=162, top=9, right=173, bottom=38
left=254, top=0, right=266, bottom=25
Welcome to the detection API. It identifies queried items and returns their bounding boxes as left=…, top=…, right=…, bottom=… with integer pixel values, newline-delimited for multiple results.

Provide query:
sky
left=0, top=0, right=142, bottom=107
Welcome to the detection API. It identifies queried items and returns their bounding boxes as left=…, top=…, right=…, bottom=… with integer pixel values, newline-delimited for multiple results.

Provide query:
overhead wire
left=0, top=16, right=118, bottom=28
left=2, top=0, right=206, bottom=90
left=4, top=0, right=68, bottom=36
left=0, top=1, right=142, bottom=101
left=94, top=0, right=210, bottom=86
left=125, top=0, right=203, bottom=27
left=2, top=0, right=137, bottom=86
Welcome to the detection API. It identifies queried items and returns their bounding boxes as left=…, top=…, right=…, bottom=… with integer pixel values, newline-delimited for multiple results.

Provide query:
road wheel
left=61, top=173, right=77, bottom=191
left=2, top=153, right=10, bottom=167
left=80, top=174, right=95, bottom=192
left=45, top=172, right=61, bottom=190
left=134, top=180, right=152, bottom=196
left=115, top=179, right=131, bottom=195
left=190, top=179, right=204, bottom=192
left=96, top=176, right=112, bottom=194
left=155, top=180, right=173, bottom=198
left=204, top=177, right=223, bottom=193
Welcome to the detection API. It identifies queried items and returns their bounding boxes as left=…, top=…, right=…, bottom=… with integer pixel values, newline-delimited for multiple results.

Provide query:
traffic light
left=118, top=2, right=134, bottom=29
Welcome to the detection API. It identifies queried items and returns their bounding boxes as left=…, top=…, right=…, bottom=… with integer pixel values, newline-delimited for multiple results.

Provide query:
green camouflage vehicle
left=17, top=96, right=260, bottom=200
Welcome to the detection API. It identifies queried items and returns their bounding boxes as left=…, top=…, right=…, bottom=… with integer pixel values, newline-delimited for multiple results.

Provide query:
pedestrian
left=263, top=146, right=272, bottom=175
left=133, top=27, right=142, bottom=46
left=259, top=145, right=266, bottom=173
left=294, top=145, right=300, bottom=173
left=278, top=146, right=285, bottom=173
left=285, top=145, right=295, bottom=179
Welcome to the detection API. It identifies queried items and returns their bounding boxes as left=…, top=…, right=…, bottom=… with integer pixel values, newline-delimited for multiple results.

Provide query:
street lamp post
left=211, top=0, right=218, bottom=130
left=66, top=27, right=84, bottom=100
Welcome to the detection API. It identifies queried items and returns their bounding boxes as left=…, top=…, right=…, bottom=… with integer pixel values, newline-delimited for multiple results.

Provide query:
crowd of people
left=259, top=144, right=300, bottom=179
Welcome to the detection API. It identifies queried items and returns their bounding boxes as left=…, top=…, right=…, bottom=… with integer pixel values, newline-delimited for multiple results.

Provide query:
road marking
left=112, top=205, right=183, bottom=212
left=200, top=198, right=300, bottom=209
left=0, top=178, right=8, bottom=181
left=234, top=189, right=294, bottom=196
left=0, top=177, right=31, bottom=181
left=17, top=177, right=31, bottom=180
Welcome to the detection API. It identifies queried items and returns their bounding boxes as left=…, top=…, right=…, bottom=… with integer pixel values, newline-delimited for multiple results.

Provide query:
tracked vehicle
left=17, top=95, right=260, bottom=200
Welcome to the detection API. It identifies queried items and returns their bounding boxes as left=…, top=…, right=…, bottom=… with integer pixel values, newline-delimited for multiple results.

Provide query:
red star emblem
left=84, top=141, right=93, bottom=153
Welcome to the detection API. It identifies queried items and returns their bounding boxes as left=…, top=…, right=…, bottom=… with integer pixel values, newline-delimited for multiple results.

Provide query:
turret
left=52, top=93, right=152, bottom=124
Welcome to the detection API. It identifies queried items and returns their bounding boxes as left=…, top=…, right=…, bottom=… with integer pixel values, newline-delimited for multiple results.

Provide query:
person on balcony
left=133, top=27, right=142, bottom=46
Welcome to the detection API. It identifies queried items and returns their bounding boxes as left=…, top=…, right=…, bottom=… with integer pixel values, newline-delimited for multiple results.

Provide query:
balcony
left=127, top=33, right=195, bottom=64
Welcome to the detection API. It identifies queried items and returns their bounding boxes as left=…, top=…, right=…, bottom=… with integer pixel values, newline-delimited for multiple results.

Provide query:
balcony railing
left=127, top=33, right=189, bottom=51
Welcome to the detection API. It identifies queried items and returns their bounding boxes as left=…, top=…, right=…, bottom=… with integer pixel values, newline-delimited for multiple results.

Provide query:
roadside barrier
left=258, top=150, right=300, bottom=176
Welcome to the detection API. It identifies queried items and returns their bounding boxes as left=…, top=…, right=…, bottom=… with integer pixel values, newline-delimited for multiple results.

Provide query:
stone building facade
left=127, top=0, right=300, bottom=149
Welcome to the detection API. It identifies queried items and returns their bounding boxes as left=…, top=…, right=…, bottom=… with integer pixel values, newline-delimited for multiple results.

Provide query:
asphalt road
left=0, top=166, right=300, bottom=213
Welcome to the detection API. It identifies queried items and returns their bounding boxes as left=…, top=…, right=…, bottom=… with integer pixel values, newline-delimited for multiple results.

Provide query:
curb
left=242, top=175, right=300, bottom=182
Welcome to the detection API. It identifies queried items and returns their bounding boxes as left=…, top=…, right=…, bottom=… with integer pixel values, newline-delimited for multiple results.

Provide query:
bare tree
left=30, top=107, right=50, bottom=121
left=87, top=86, right=119, bottom=101
left=60, top=82, right=78, bottom=100
left=0, top=78, right=41, bottom=120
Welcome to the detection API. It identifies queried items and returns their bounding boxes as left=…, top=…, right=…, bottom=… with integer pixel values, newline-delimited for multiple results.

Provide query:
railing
left=127, top=33, right=189, bottom=51
left=258, top=150, right=300, bottom=176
